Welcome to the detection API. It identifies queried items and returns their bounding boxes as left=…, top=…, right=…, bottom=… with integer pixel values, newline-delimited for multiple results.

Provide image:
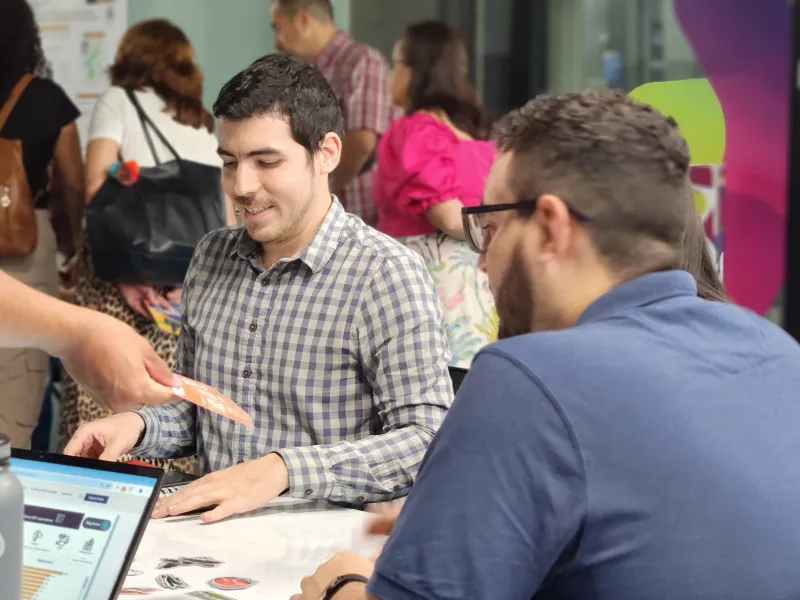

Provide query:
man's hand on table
left=152, top=453, right=290, bottom=523
left=289, top=509, right=399, bottom=599
left=291, top=552, right=375, bottom=600
left=64, top=412, right=145, bottom=461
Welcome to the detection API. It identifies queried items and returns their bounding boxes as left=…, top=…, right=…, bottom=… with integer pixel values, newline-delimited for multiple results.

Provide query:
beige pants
left=0, top=211, right=58, bottom=448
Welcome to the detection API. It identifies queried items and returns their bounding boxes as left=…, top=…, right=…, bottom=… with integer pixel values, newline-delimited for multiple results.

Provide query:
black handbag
left=86, top=88, right=225, bottom=286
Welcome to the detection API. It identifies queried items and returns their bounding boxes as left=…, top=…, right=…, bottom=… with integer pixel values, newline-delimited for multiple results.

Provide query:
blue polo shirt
left=368, top=271, right=800, bottom=600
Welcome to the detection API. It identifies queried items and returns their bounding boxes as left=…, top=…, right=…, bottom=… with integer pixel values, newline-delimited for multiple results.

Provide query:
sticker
left=156, top=574, right=189, bottom=590
left=208, top=577, right=258, bottom=591
left=156, top=558, right=182, bottom=570
left=157, top=556, right=223, bottom=569
left=188, top=592, right=237, bottom=600
left=128, top=568, right=143, bottom=577
left=119, top=589, right=158, bottom=596
left=179, top=556, right=223, bottom=568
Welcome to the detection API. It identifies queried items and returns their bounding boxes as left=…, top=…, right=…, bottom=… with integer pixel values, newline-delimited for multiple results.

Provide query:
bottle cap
left=0, top=434, right=9, bottom=461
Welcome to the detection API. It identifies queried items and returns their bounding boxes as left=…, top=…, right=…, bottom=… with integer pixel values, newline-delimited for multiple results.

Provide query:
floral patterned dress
left=374, top=112, right=498, bottom=367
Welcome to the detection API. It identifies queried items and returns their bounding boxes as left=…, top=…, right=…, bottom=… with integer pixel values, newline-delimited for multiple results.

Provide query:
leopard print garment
left=59, top=236, right=197, bottom=474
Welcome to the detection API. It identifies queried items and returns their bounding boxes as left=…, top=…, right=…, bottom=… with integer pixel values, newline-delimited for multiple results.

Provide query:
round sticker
left=208, top=577, right=257, bottom=591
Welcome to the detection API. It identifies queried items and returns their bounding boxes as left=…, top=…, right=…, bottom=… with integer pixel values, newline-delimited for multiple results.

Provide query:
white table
left=123, top=498, right=384, bottom=598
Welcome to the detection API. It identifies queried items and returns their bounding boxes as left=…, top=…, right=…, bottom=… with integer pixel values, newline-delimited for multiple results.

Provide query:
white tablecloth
left=122, top=498, right=383, bottom=599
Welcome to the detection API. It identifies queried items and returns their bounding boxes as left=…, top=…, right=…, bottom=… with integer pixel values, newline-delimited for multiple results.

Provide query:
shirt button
left=260, top=279, right=268, bottom=287
left=304, top=489, right=313, bottom=497
left=248, top=322, right=257, bottom=333
left=242, top=367, right=252, bottom=378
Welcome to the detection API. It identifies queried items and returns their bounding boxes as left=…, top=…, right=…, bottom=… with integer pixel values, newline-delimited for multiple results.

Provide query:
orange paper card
left=172, top=375, right=253, bottom=427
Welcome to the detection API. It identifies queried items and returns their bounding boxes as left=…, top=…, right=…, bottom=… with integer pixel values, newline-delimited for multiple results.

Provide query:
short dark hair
left=274, top=0, right=333, bottom=21
left=493, top=89, right=693, bottom=277
left=213, top=53, right=345, bottom=158
left=401, top=20, right=490, bottom=139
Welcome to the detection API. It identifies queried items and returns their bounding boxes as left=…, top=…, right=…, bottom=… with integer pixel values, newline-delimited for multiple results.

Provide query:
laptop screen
left=11, top=455, right=161, bottom=600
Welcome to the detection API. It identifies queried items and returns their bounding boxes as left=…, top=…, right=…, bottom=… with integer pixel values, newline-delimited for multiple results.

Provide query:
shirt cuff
left=132, top=407, right=162, bottom=455
left=275, top=446, right=336, bottom=500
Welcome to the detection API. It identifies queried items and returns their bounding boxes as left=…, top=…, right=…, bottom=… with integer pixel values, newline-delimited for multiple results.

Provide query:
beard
left=496, top=248, right=535, bottom=340
left=248, top=176, right=316, bottom=246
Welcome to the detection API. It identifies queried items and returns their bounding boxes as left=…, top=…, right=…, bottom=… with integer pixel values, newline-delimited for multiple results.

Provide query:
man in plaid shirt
left=270, top=0, right=398, bottom=226
left=64, top=54, right=452, bottom=523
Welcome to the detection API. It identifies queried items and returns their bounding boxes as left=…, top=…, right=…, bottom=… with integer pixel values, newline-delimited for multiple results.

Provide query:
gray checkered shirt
left=134, top=199, right=453, bottom=503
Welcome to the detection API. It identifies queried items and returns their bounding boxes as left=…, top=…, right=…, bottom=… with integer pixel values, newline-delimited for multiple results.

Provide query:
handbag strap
left=124, top=87, right=185, bottom=166
left=0, top=74, right=34, bottom=131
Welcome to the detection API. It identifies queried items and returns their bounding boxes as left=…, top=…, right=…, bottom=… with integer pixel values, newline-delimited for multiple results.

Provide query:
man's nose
left=233, top=164, right=259, bottom=199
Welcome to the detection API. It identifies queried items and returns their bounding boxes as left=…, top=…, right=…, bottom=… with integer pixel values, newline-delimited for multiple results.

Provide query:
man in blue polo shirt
left=292, top=90, right=800, bottom=600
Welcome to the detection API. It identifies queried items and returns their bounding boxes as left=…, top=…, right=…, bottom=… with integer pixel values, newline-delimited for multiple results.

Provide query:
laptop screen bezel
left=11, top=448, right=165, bottom=600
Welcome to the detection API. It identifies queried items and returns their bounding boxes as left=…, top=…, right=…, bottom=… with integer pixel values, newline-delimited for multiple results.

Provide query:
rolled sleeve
left=132, top=402, right=197, bottom=459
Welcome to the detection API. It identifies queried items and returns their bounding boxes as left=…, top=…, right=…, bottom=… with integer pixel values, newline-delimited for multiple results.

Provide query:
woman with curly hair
left=0, top=0, right=85, bottom=448
left=60, top=19, right=234, bottom=473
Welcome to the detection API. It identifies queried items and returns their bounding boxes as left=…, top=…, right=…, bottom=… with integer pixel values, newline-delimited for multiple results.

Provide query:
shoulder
left=96, top=85, right=130, bottom=108
left=192, top=226, right=241, bottom=267
left=347, top=38, right=390, bottom=70
left=22, top=78, right=69, bottom=103
left=381, top=113, right=457, bottom=165
left=341, top=214, right=430, bottom=284
left=19, top=78, right=79, bottom=123
left=479, top=326, right=625, bottom=389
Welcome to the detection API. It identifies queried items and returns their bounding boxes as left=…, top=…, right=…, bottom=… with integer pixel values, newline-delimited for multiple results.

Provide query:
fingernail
left=171, top=374, right=181, bottom=388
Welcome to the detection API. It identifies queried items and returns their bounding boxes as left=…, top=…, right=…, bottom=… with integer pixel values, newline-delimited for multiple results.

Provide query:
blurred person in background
left=0, top=0, right=85, bottom=448
left=374, top=21, right=497, bottom=367
left=271, top=0, right=396, bottom=226
left=60, top=19, right=234, bottom=472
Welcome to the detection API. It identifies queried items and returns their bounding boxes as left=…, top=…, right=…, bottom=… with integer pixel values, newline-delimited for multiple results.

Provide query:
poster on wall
left=29, top=0, right=128, bottom=154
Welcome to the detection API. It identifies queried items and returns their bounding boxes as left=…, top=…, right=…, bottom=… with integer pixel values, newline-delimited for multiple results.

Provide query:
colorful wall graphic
left=634, top=0, right=791, bottom=315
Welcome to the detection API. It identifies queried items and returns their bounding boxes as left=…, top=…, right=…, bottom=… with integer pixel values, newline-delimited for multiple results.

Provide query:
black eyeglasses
left=461, top=199, right=590, bottom=253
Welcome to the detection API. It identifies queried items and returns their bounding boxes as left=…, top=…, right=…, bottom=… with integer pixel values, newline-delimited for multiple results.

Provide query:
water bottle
left=0, top=435, right=23, bottom=600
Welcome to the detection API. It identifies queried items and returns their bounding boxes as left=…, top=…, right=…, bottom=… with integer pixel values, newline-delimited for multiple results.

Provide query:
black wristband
left=321, top=574, right=369, bottom=600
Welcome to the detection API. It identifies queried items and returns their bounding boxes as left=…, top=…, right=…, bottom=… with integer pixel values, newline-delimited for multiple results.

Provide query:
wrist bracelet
left=321, top=574, right=369, bottom=600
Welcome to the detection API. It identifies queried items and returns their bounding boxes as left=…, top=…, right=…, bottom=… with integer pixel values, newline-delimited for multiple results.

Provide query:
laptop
left=11, top=449, right=164, bottom=600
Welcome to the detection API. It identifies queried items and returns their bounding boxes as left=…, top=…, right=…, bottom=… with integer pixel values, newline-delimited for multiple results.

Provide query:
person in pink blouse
left=374, top=20, right=497, bottom=367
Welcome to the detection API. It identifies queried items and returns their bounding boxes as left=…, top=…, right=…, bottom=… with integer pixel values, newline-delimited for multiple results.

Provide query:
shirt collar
left=314, top=30, right=351, bottom=71
left=575, top=270, right=698, bottom=326
left=231, top=197, right=347, bottom=274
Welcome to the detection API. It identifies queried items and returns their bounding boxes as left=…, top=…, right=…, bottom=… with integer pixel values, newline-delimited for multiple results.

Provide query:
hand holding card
left=172, top=375, right=253, bottom=426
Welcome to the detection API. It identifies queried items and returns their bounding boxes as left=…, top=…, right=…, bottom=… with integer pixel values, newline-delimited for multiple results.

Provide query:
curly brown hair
left=493, top=89, right=694, bottom=277
left=110, top=19, right=213, bottom=132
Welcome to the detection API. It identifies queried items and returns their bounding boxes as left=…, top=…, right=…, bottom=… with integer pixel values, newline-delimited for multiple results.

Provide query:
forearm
left=0, top=271, right=88, bottom=356
left=133, top=402, right=197, bottom=458
left=425, top=199, right=466, bottom=240
left=277, top=421, right=437, bottom=504
left=332, top=130, right=376, bottom=194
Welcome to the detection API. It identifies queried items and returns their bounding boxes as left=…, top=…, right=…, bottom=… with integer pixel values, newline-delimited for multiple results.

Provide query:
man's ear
left=317, top=132, right=342, bottom=175
left=296, top=8, right=313, bottom=30
left=531, top=193, right=575, bottom=261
